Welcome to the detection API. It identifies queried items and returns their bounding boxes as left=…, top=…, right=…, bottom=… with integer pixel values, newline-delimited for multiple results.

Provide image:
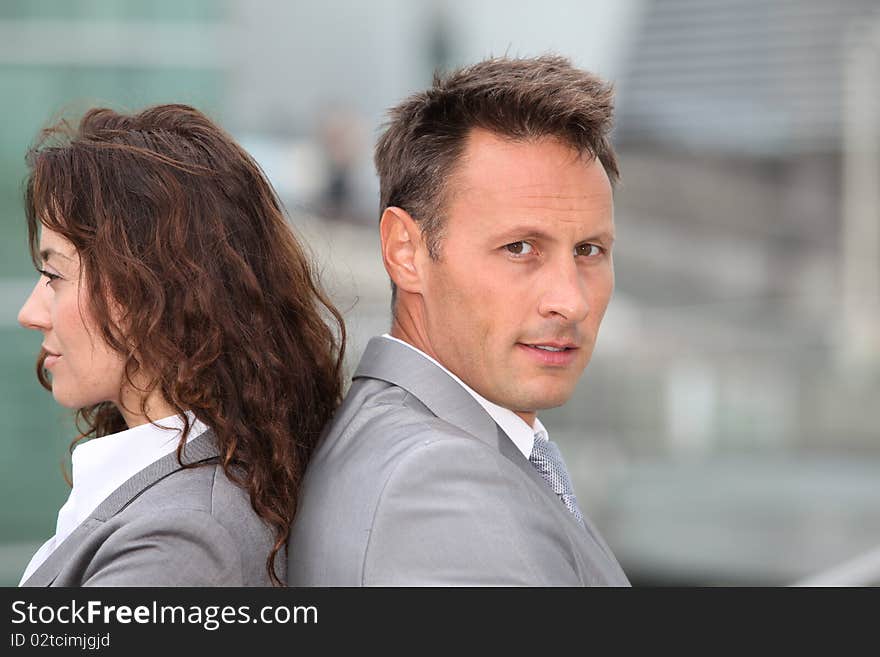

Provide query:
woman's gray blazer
left=21, top=430, right=282, bottom=587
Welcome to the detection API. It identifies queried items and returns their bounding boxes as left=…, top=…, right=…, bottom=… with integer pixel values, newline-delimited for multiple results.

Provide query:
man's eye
left=505, top=241, right=534, bottom=256
left=576, top=244, right=602, bottom=257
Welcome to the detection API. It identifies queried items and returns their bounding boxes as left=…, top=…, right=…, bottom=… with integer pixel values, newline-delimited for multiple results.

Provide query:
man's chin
left=506, top=388, right=576, bottom=414
left=516, top=375, right=581, bottom=408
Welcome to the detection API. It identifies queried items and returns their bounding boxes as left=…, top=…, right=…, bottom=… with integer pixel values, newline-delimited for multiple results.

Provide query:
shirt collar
left=60, top=411, right=208, bottom=541
left=19, top=412, right=208, bottom=586
left=380, top=334, right=544, bottom=458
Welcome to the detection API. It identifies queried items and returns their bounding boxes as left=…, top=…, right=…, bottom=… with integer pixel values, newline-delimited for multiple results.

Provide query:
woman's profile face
left=18, top=226, right=125, bottom=410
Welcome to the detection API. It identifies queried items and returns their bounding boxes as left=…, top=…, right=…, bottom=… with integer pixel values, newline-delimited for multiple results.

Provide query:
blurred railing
left=794, top=546, right=880, bottom=586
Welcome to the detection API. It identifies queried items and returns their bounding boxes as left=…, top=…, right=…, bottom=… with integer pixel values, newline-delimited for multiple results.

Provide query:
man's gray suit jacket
left=288, top=337, right=630, bottom=586
left=21, top=429, right=282, bottom=587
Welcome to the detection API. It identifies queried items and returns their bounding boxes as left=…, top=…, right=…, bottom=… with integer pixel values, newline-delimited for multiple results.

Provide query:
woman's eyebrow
left=39, top=247, right=72, bottom=262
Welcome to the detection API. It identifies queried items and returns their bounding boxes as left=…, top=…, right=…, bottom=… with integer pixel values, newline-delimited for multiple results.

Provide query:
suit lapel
left=354, top=337, right=504, bottom=450
left=353, top=337, right=581, bottom=519
left=22, top=429, right=220, bottom=587
left=354, top=337, right=620, bottom=561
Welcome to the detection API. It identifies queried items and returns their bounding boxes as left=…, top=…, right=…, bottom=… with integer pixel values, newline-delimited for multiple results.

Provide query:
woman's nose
left=17, top=280, right=51, bottom=332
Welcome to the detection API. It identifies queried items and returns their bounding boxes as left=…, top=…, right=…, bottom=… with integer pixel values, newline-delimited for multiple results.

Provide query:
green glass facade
left=0, top=0, right=227, bottom=584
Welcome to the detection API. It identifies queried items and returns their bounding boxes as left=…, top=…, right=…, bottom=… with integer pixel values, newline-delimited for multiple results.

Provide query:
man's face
left=419, top=128, right=615, bottom=423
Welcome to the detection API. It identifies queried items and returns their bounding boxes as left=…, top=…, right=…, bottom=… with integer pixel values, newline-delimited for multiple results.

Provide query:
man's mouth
left=523, top=342, right=578, bottom=352
left=518, top=342, right=580, bottom=365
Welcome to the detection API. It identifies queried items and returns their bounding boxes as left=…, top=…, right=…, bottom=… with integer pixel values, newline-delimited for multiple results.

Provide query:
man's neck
left=386, top=322, right=537, bottom=427
left=389, top=314, right=439, bottom=362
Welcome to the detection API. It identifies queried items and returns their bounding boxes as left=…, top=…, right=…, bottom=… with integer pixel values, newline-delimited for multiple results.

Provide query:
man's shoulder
left=327, top=376, right=478, bottom=449
left=299, top=375, right=518, bottom=530
left=289, top=377, right=523, bottom=586
left=295, top=374, right=509, bottom=517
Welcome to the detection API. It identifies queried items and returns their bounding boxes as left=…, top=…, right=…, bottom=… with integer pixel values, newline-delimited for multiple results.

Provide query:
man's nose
left=18, top=280, right=51, bottom=332
left=537, top=257, right=589, bottom=322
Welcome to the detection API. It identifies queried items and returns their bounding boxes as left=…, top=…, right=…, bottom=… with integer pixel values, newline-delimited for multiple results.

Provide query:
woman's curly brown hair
left=24, top=104, right=345, bottom=586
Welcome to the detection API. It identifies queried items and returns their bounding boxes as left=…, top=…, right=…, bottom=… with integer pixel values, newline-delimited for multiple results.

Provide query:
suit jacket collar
left=353, top=337, right=506, bottom=451
left=353, top=337, right=553, bottom=500
left=22, top=429, right=220, bottom=587
left=353, top=337, right=596, bottom=539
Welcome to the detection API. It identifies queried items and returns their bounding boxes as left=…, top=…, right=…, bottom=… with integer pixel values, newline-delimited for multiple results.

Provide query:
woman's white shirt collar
left=19, top=412, right=207, bottom=585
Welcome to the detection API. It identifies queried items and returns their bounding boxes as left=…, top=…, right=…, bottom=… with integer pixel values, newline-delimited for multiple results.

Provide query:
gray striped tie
left=529, top=430, right=585, bottom=525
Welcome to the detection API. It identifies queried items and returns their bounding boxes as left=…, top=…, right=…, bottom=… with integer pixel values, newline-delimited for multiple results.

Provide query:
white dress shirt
left=380, top=334, right=546, bottom=459
left=19, top=412, right=208, bottom=585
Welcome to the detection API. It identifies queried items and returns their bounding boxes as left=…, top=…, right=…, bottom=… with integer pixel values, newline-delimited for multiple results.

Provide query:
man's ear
left=380, top=206, right=426, bottom=294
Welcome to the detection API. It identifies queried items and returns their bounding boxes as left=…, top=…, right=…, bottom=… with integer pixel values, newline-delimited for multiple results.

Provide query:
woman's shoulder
left=122, top=462, right=270, bottom=536
left=104, top=462, right=280, bottom=586
left=124, top=460, right=237, bottom=513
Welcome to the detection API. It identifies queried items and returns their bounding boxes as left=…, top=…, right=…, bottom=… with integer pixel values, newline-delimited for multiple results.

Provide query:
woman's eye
left=505, top=241, right=534, bottom=256
left=576, top=243, right=603, bottom=257
left=38, top=269, right=61, bottom=286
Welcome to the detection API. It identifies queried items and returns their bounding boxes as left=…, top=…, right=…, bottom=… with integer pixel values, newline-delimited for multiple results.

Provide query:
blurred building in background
left=1, top=0, right=878, bottom=585
left=605, top=0, right=880, bottom=583
left=0, top=0, right=228, bottom=585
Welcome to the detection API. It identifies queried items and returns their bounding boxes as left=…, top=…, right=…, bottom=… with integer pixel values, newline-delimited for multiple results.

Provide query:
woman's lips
left=44, top=354, right=61, bottom=369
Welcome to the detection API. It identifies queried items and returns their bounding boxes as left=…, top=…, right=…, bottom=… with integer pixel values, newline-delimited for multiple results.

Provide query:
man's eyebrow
left=492, top=226, right=555, bottom=242
left=492, top=225, right=615, bottom=243
left=39, top=248, right=72, bottom=262
left=584, top=230, right=615, bottom=244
